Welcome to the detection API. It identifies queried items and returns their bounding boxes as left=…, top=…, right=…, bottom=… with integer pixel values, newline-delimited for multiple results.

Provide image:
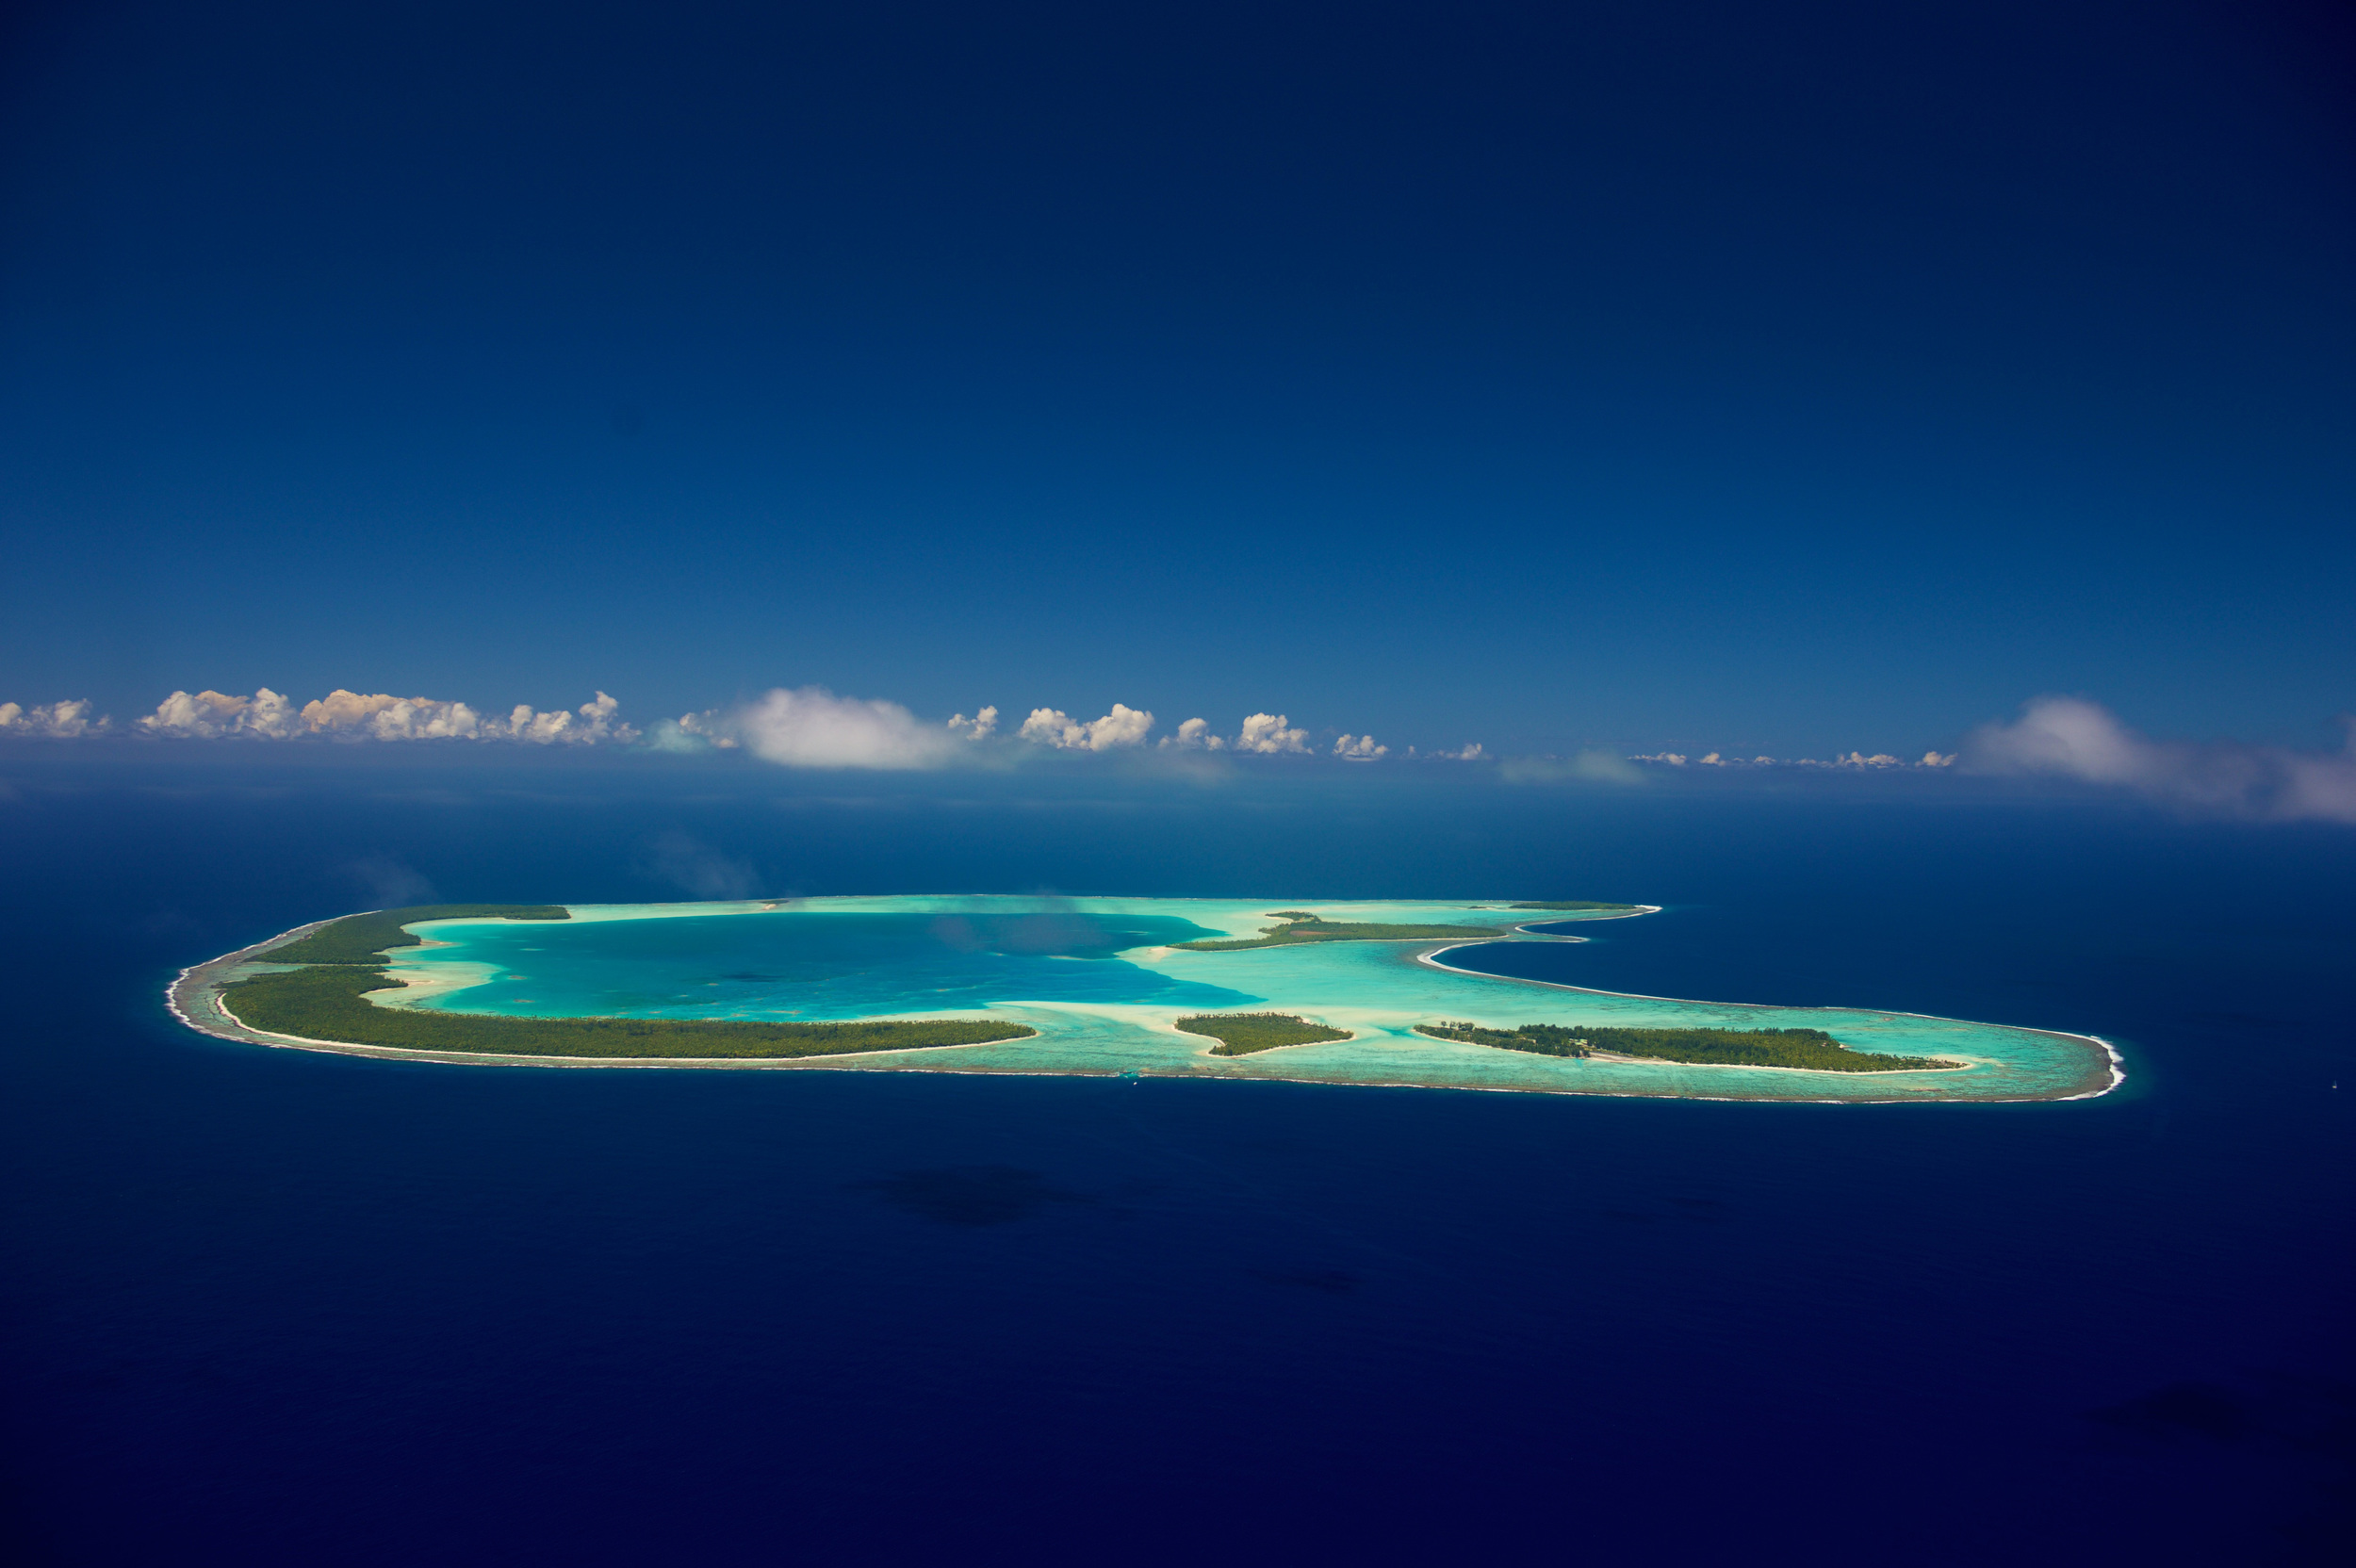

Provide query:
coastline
left=1414, top=939, right=2123, bottom=1102
left=208, top=989, right=1040, bottom=1069
left=165, top=899, right=2119, bottom=1102
left=166, top=912, right=355, bottom=1044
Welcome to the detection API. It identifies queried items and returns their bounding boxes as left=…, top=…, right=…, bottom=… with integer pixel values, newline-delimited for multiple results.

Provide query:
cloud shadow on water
left=1249, top=1267, right=1363, bottom=1294
left=852, top=1165, right=1094, bottom=1226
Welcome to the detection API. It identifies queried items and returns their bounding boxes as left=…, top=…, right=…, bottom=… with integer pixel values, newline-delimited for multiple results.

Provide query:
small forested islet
left=1415, top=1021, right=1958, bottom=1072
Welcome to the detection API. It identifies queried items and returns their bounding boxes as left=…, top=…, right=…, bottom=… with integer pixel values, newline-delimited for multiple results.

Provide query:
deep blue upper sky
left=2, top=0, right=2349, bottom=758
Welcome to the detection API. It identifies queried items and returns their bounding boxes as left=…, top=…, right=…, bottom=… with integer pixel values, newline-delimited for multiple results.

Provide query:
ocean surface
left=2, top=751, right=2351, bottom=1564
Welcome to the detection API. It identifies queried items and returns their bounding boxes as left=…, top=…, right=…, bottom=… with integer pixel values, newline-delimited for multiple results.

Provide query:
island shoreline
left=165, top=901, right=2120, bottom=1101
left=1415, top=938, right=2123, bottom=1101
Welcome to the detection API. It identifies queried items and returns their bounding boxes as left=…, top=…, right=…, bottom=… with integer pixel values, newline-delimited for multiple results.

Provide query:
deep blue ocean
left=3, top=751, right=2350, bottom=1565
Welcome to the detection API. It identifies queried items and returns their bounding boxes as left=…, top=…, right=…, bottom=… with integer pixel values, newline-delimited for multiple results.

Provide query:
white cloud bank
left=650, top=691, right=1000, bottom=764
left=1234, top=713, right=1310, bottom=754
left=0, top=699, right=107, bottom=736
left=1155, top=715, right=1466, bottom=760
left=1964, top=696, right=2356, bottom=824
left=1161, top=718, right=1226, bottom=751
left=128, top=689, right=637, bottom=743
left=1019, top=704, right=1154, bottom=750
left=142, top=689, right=303, bottom=738
left=946, top=706, right=999, bottom=740
left=1628, top=750, right=1952, bottom=769
left=1160, top=713, right=1311, bottom=754
left=5, top=683, right=1465, bottom=775
left=732, top=686, right=959, bottom=769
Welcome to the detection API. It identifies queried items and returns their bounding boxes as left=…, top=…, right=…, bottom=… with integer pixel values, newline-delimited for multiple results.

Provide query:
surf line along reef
left=169, top=897, right=2121, bottom=1102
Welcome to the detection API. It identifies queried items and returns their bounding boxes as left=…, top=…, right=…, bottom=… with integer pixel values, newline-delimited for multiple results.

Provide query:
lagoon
left=188, top=896, right=2116, bottom=1101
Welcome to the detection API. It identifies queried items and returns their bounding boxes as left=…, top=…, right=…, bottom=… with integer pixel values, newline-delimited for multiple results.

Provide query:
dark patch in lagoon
left=929, top=911, right=1149, bottom=956
left=853, top=1165, right=1093, bottom=1226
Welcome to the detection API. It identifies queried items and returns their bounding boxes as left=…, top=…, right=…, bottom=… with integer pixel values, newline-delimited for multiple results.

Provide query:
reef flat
left=170, top=896, right=2119, bottom=1101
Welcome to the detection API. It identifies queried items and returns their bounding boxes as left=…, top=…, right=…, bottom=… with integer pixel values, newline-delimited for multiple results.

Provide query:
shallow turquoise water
left=382, top=890, right=2120, bottom=1097
left=377, top=897, right=2113, bottom=1101
left=397, top=906, right=1255, bottom=1018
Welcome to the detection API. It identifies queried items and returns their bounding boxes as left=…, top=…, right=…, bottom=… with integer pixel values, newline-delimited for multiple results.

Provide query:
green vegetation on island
left=267, top=905, right=571, bottom=966
left=1175, top=917, right=1503, bottom=952
left=221, top=963, right=1037, bottom=1059
left=1508, top=901, right=1641, bottom=912
left=236, top=906, right=1033, bottom=1058
left=1415, top=1021, right=1959, bottom=1072
left=1175, top=1013, right=1352, bottom=1055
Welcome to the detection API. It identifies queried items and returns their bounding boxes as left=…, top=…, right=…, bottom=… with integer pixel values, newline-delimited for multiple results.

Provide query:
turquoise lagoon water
left=380, top=897, right=2112, bottom=1101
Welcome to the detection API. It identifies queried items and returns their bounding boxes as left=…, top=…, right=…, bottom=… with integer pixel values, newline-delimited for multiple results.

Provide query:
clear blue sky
left=2, top=0, right=2349, bottom=759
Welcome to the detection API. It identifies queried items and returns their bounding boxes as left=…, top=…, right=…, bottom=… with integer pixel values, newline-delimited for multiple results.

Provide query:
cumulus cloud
left=646, top=709, right=740, bottom=751
left=339, top=694, right=485, bottom=741
left=139, top=689, right=299, bottom=738
left=1234, top=713, right=1310, bottom=755
left=1088, top=704, right=1153, bottom=749
left=1019, top=704, right=1154, bottom=751
left=500, top=692, right=634, bottom=744
left=947, top=706, right=999, bottom=741
left=1965, top=696, right=2356, bottom=823
left=1020, top=709, right=1075, bottom=746
left=734, top=686, right=957, bottom=769
left=0, top=699, right=107, bottom=737
left=1333, top=733, right=1387, bottom=760
left=1628, top=749, right=1952, bottom=771
left=1535, top=745, right=1959, bottom=782
left=1161, top=718, right=1226, bottom=751
left=131, top=688, right=637, bottom=743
